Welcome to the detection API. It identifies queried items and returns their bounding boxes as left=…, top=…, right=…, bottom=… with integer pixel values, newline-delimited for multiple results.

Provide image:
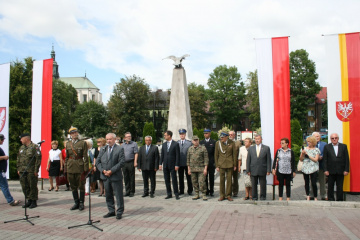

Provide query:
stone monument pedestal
left=167, top=67, right=193, bottom=141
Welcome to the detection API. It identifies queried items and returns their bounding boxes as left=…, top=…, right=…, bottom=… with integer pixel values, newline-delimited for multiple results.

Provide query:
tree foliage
left=142, top=122, right=156, bottom=145
left=107, top=75, right=150, bottom=139
left=8, top=57, right=34, bottom=178
left=52, top=79, right=79, bottom=145
left=188, top=82, right=208, bottom=129
left=207, top=65, right=246, bottom=128
left=290, top=49, right=321, bottom=131
left=291, top=119, right=303, bottom=148
left=72, top=101, right=110, bottom=138
left=245, top=70, right=260, bottom=129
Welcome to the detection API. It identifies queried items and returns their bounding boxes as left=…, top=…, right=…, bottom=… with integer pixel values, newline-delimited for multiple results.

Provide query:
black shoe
left=116, top=214, right=122, bottom=220
left=252, top=198, right=258, bottom=201
left=150, top=194, right=154, bottom=198
left=129, top=193, right=134, bottom=197
left=176, top=195, right=180, bottom=200
left=103, top=212, right=115, bottom=218
left=165, top=195, right=172, bottom=199
left=179, top=192, right=184, bottom=195
left=233, top=194, right=238, bottom=197
left=65, top=187, right=70, bottom=191
left=142, top=194, right=149, bottom=198
left=79, top=202, right=84, bottom=211
left=210, top=192, right=214, bottom=197
left=29, top=200, right=37, bottom=209
left=125, top=193, right=130, bottom=197
left=70, top=201, right=79, bottom=210
left=22, top=200, right=32, bottom=208
left=188, top=192, right=193, bottom=196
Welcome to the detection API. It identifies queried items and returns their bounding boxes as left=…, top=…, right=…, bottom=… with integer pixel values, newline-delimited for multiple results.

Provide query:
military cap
left=69, top=127, right=78, bottom=133
left=220, top=131, right=229, bottom=137
left=203, top=128, right=211, bottom=133
left=0, top=134, right=5, bottom=140
left=192, top=135, right=199, bottom=140
left=19, top=133, right=30, bottom=138
left=178, top=128, right=187, bottom=134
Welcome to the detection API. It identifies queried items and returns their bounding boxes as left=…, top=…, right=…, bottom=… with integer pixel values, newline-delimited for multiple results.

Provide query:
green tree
left=207, top=65, right=246, bottom=128
left=188, top=82, right=208, bottom=129
left=245, top=70, right=260, bottom=129
left=52, top=79, right=79, bottom=145
left=142, top=122, right=156, bottom=145
left=108, top=75, right=150, bottom=139
left=291, top=119, right=303, bottom=147
left=72, top=101, right=110, bottom=138
left=321, top=99, right=328, bottom=128
left=290, top=49, right=321, bottom=131
left=8, top=57, right=34, bottom=178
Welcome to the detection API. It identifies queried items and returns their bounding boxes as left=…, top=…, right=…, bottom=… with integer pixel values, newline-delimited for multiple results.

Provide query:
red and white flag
left=0, top=63, right=10, bottom=178
left=31, top=59, right=53, bottom=179
left=255, top=37, right=291, bottom=185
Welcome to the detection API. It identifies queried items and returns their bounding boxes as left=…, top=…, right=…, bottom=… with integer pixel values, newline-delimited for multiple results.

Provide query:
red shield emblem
left=0, top=107, right=6, bottom=132
left=336, top=101, right=353, bottom=122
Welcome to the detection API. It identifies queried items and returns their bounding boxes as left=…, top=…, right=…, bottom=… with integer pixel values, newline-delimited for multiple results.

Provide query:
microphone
left=37, top=140, right=45, bottom=145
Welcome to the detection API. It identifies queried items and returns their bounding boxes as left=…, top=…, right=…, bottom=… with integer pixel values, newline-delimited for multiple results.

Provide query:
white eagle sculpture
left=163, top=54, right=190, bottom=68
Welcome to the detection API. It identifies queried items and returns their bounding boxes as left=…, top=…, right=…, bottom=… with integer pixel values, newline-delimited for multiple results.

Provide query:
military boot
left=29, top=200, right=37, bottom=208
left=192, top=192, right=200, bottom=200
left=22, top=200, right=32, bottom=208
left=70, top=191, right=79, bottom=210
left=203, top=195, right=208, bottom=201
left=79, top=191, right=85, bottom=211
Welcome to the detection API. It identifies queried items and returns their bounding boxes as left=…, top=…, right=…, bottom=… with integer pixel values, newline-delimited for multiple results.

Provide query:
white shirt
left=332, top=143, right=339, bottom=156
left=238, top=146, right=249, bottom=172
left=49, top=149, right=61, bottom=162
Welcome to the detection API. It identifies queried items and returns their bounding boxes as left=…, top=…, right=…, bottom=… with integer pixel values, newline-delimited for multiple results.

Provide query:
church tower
left=51, top=45, right=60, bottom=79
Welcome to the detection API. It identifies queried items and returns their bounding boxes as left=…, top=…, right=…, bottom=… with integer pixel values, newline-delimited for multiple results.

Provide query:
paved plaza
left=1, top=172, right=360, bottom=240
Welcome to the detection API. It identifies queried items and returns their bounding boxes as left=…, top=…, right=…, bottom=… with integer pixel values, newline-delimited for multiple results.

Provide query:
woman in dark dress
left=93, top=137, right=106, bottom=196
left=46, top=140, right=63, bottom=191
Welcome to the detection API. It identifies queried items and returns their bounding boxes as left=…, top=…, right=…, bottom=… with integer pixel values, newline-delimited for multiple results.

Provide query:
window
left=309, top=121, right=315, bottom=128
left=83, top=94, right=87, bottom=102
left=308, top=110, right=315, bottom=116
left=92, top=94, right=95, bottom=101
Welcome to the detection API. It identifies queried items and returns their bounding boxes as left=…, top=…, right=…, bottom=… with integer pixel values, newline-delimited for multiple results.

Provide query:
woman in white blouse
left=238, top=138, right=252, bottom=200
left=46, top=140, right=63, bottom=191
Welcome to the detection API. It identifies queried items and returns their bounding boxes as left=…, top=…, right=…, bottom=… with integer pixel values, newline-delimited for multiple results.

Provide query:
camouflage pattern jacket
left=17, top=142, right=42, bottom=173
left=187, top=145, right=209, bottom=172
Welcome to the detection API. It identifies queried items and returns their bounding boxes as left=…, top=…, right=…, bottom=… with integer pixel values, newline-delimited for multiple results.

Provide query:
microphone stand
left=4, top=142, right=43, bottom=225
left=68, top=170, right=103, bottom=231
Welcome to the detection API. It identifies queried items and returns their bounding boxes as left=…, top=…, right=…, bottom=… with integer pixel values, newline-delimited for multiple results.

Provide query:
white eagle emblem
left=336, top=101, right=353, bottom=122
left=0, top=107, right=6, bottom=133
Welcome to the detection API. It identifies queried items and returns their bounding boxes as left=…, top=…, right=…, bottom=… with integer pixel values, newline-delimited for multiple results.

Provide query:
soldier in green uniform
left=65, top=127, right=88, bottom=211
left=187, top=135, right=209, bottom=201
left=17, top=133, right=41, bottom=209
left=215, top=131, right=237, bottom=201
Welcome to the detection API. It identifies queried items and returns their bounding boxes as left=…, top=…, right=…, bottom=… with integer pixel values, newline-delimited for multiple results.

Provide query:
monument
left=163, top=54, right=193, bottom=140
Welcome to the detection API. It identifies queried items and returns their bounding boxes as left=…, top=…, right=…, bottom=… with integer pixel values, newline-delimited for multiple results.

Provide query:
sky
left=0, top=0, right=359, bottom=104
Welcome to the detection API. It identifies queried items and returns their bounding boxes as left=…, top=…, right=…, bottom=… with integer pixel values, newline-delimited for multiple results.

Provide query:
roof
left=315, top=87, right=327, bottom=104
left=60, top=77, right=99, bottom=90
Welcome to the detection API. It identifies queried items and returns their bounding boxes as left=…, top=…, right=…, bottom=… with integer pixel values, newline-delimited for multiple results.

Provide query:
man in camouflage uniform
left=65, top=127, right=88, bottom=211
left=187, top=135, right=209, bottom=201
left=17, top=133, right=41, bottom=208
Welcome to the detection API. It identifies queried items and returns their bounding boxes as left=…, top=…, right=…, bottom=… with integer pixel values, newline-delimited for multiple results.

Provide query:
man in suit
left=215, top=131, right=237, bottom=201
left=160, top=130, right=180, bottom=200
left=229, top=131, right=241, bottom=197
left=177, top=129, right=193, bottom=195
left=246, top=134, right=271, bottom=201
left=312, top=132, right=327, bottom=200
left=96, top=133, right=125, bottom=220
left=323, top=133, right=349, bottom=201
left=137, top=135, right=159, bottom=198
left=200, top=129, right=216, bottom=196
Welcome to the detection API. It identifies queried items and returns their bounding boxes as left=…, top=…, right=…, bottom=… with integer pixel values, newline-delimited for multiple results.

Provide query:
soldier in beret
left=187, top=135, right=208, bottom=201
left=17, top=133, right=41, bottom=208
left=65, top=127, right=88, bottom=211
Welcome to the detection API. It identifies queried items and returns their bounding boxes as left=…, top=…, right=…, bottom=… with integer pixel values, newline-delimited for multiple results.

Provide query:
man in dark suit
left=137, top=136, right=159, bottom=198
left=177, top=129, right=193, bottom=195
left=246, top=134, right=271, bottom=201
left=160, top=130, right=180, bottom=200
left=323, top=133, right=349, bottom=201
left=200, top=129, right=216, bottom=196
left=96, top=133, right=125, bottom=220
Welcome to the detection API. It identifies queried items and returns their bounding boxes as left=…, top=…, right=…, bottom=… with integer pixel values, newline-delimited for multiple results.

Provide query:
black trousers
left=251, top=175, right=267, bottom=200
left=328, top=173, right=345, bottom=201
left=142, top=170, right=156, bottom=194
left=163, top=166, right=179, bottom=196
left=303, top=172, right=317, bottom=197
left=123, top=161, right=135, bottom=195
left=178, top=166, right=193, bottom=194
left=205, top=165, right=215, bottom=194
left=277, top=173, right=292, bottom=198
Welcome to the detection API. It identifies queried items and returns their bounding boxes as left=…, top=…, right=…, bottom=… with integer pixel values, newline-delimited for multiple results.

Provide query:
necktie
left=182, top=141, right=184, bottom=146
left=108, top=146, right=112, bottom=159
left=167, top=142, right=170, bottom=152
left=256, top=145, right=260, bottom=157
left=146, top=145, right=149, bottom=154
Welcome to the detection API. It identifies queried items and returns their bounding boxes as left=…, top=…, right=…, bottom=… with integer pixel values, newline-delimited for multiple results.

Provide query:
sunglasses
left=331, top=137, right=338, bottom=140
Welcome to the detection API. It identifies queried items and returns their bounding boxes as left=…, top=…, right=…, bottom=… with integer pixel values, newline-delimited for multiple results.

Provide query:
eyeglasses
left=331, top=137, right=338, bottom=140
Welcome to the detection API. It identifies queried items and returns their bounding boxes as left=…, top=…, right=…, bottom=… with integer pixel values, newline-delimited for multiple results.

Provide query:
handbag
left=297, top=160, right=303, bottom=172
left=56, top=174, right=68, bottom=186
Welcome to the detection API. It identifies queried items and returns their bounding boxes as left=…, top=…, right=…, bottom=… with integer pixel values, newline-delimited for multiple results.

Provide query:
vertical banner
left=325, top=32, right=360, bottom=192
left=0, top=63, right=10, bottom=178
left=255, top=37, right=291, bottom=185
left=32, top=59, right=53, bottom=179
